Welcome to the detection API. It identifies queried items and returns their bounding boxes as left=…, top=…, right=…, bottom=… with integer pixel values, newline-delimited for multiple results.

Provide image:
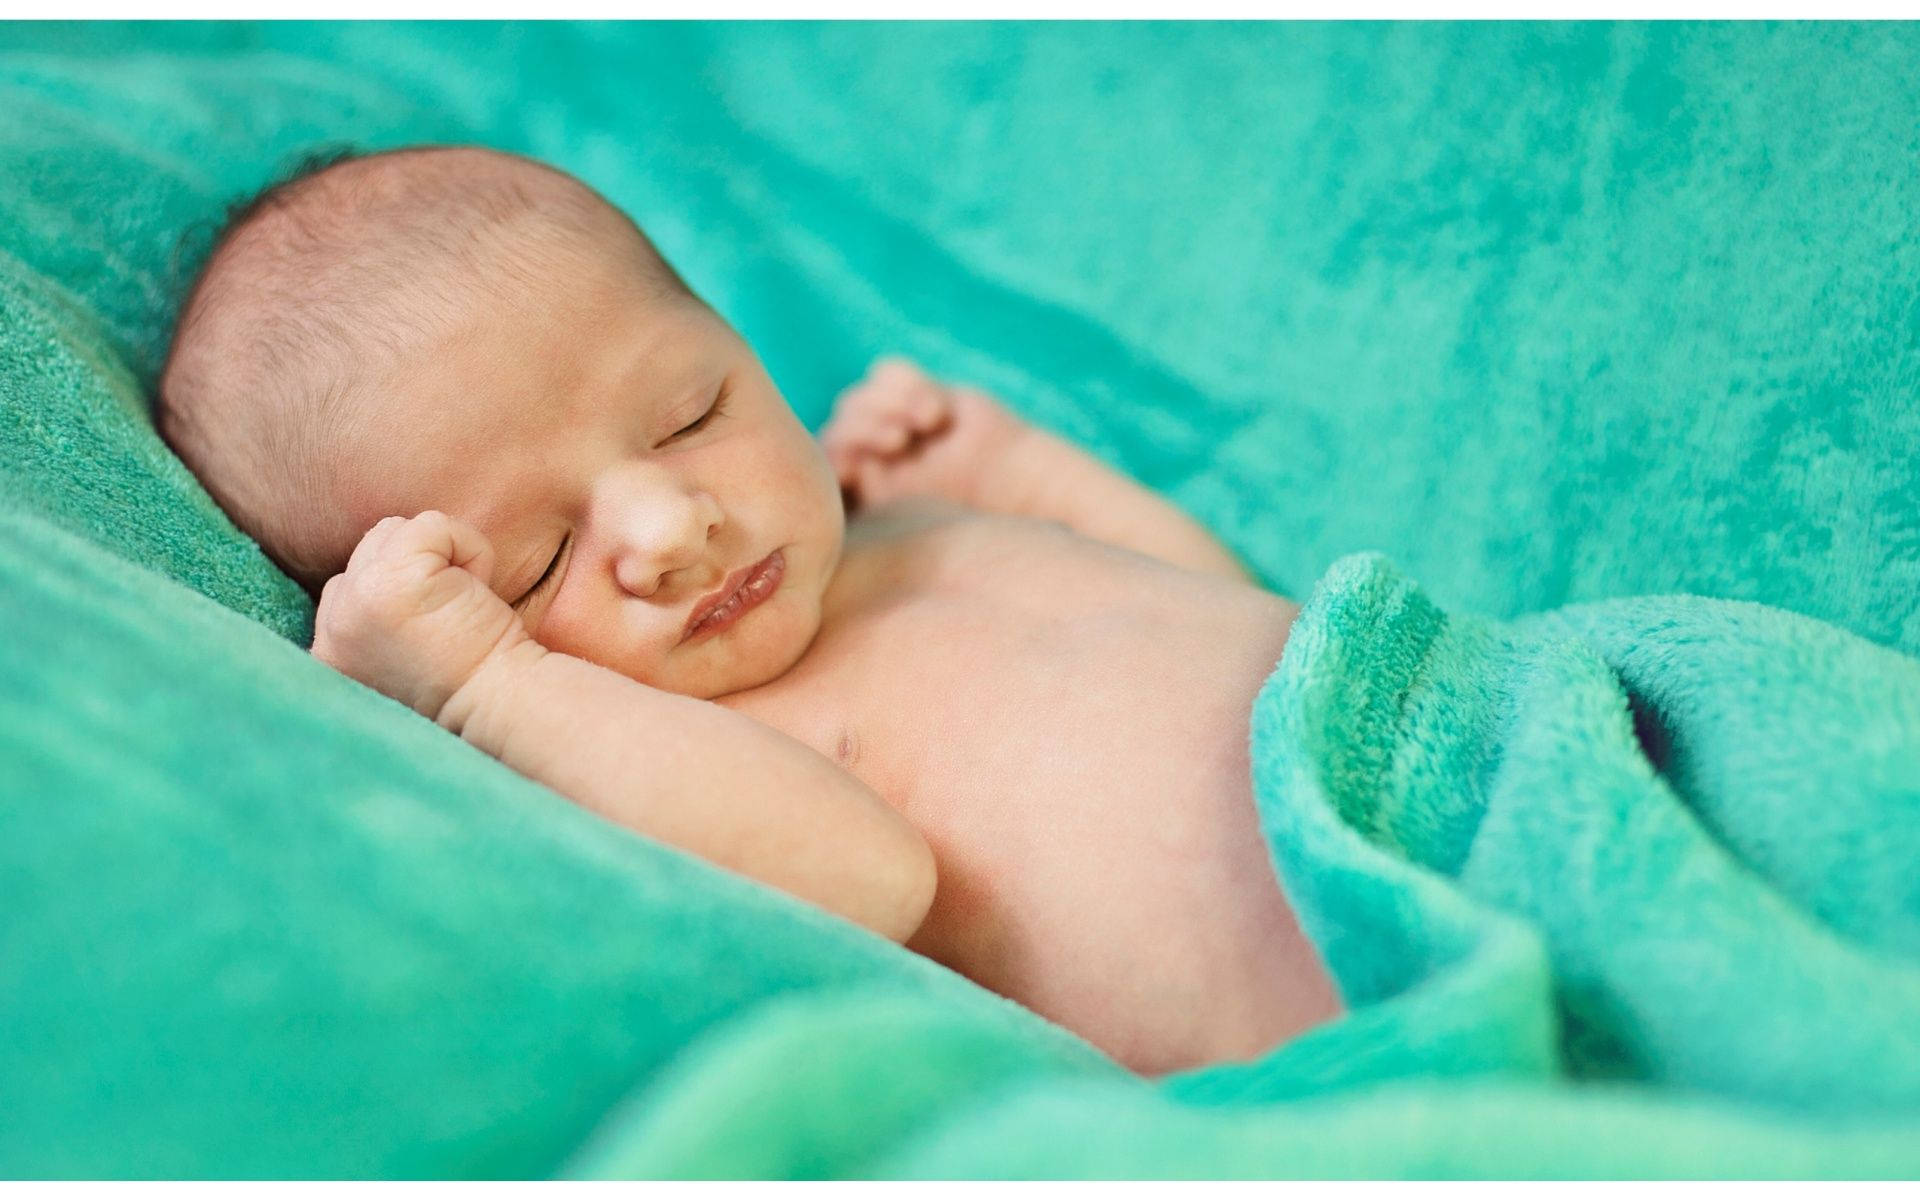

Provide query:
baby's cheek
left=535, top=587, right=673, bottom=688
left=785, top=431, right=848, bottom=527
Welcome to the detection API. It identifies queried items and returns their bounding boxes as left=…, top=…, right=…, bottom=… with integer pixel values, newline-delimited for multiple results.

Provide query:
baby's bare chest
left=721, top=506, right=1336, bottom=1067
left=723, top=512, right=1310, bottom=1067
left=738, top=511, right=1296, bottom=816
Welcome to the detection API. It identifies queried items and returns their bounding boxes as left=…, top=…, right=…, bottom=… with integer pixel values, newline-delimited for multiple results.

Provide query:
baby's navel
left=835, top=729, right=860, bottom=768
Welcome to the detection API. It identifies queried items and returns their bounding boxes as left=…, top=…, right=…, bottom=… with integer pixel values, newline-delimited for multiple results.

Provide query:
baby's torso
left=717, top=499, right=1340, bottom=1074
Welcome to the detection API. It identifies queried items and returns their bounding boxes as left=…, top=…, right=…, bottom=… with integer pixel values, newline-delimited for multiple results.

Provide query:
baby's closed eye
left=666, top=381, right=730, bottom=443
left=513, top=535, right=571, bottom=612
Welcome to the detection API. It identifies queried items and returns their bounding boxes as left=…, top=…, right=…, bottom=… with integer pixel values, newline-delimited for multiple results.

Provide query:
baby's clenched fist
left=821, top=357, right=1030, bottom=514
left=311, top=510, right=530, bottom=724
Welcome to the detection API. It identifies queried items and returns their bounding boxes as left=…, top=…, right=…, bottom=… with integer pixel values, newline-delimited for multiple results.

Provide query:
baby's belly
left=913, top=601, right=1335, bottom=1069
left=737, top=515, right=1341, bottom=1075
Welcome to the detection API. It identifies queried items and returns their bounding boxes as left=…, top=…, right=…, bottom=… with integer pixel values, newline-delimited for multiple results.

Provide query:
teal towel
left=0, top=508, right=1119, bottom=1178
left=1228, top=553, right=1920, bottom=1108
left=5, top=21, right=1920, bottom=1178
left=569, top=555, right=1920, bottom=1177
left=4, top=22, right=1919, bottom=652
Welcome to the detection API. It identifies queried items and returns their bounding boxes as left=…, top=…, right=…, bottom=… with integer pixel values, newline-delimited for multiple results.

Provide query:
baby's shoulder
left=829, top=496, right=1045, bottom=627
left=845, top=495, right=975, bottom=545
left=837, top=496, right=987, bottom=584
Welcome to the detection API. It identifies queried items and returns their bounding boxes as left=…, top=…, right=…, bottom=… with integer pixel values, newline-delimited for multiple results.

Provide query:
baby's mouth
left=682, top=549, right=785, bottom=643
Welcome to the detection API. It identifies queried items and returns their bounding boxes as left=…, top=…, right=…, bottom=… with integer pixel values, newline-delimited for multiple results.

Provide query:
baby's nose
left=608, top=489, right=724, bottom=598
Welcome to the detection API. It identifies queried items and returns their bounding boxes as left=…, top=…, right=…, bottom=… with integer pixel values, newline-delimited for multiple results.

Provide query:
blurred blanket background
left=2, top=21, right=1917, bottom=1177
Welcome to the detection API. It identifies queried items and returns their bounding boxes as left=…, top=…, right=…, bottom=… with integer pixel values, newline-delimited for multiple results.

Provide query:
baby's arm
left=824, top=359, right=1253, bottom=582
left=313, top=512, right=937, bottom=945
left=982, top=420, right=1254, bottom=582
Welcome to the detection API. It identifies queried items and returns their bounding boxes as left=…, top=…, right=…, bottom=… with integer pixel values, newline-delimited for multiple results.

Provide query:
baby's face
left=327, top=246, right=845, bottom=700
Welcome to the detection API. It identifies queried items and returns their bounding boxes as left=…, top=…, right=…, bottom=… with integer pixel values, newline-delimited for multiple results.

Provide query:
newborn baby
left=159, top=145, right=1340, bottom=1076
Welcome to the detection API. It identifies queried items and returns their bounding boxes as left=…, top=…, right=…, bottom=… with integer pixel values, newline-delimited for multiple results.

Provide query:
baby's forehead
left=318, top=264, right=691, bottom=492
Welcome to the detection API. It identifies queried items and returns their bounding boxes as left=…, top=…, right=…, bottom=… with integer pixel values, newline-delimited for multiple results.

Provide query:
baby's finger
left=818, top=414, right=864, bottom=458
left=864, top=362, right=950, bottom=434
left=345, top=515, right=413, bottom=573
left=868, top=419, right=913, bottom=455
left=821, top=434, right=862, bottom=486
left=822, top=407, right=905, bottom=460
left=862, top=363, right=938, bottom=412
left=902, top=386, right=952, bottom=435
left=827, top=382, right=897, bottom=430
left=405, top=510, right=497, bottom=587
left=867, top=356, right=929, bottom=388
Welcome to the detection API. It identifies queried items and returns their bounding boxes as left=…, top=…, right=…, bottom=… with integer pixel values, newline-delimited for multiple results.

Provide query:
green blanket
left=3, top=21, right=1918, bottom=1178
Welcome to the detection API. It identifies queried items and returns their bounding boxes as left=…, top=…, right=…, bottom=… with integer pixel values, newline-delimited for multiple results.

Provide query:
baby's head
left=160, top=145, right=845, bottom=699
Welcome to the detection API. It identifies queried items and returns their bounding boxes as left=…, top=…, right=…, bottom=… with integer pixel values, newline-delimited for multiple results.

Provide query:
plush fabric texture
left=0, top=509, right=1113, bottom=1178
left=2, top=21, right=1917, bottom=1178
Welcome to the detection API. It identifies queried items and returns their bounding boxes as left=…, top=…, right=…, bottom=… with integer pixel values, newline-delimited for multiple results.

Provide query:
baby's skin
left=310, top=233, right=1340, bottom=1075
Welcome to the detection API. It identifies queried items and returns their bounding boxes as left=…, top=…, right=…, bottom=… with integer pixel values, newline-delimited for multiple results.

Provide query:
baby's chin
left=647, top=595, right=820, bottom=701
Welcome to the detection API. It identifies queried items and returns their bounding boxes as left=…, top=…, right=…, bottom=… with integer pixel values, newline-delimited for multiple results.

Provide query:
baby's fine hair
left=157, top=143, right=689, bottom=589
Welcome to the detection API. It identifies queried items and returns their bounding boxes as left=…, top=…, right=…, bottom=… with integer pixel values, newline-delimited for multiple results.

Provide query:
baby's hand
left=311, top=511, right=530, bottom=723
left=821, top=357, right=1030, bottom=513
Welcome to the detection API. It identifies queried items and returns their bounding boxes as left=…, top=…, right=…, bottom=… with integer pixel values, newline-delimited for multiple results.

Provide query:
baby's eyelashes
left=666, top=382, right=731, bottom=443
left=512, top=535, right=571, bottom=612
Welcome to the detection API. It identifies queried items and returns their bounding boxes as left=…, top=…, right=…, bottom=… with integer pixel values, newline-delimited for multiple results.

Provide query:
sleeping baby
left=157, top=144, right=1341, bottom=1076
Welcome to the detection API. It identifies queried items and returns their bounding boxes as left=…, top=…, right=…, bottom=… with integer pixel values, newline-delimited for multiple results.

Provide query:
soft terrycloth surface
left=3, top=20, right=1919, bottom=1177
left=0, top=510, right=1110, bottom=1177
left=5, top=22, right=1920, bottom=650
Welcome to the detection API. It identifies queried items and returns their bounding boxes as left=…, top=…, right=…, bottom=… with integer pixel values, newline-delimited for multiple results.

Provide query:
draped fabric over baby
left=3, top=21, right=1918, bottom=1177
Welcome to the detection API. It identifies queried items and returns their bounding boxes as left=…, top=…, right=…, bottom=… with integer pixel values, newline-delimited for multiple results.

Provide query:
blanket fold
left=1175, top=552, right=1920, bottom=1123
